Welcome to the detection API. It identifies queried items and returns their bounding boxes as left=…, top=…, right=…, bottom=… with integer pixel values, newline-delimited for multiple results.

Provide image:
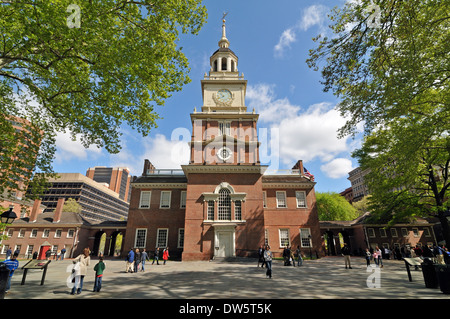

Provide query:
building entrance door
left=216, top=231, right=232, bottom=257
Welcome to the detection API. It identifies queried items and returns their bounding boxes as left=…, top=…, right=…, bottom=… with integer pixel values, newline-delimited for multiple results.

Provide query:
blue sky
left=52, top=0, right=361, bottom=193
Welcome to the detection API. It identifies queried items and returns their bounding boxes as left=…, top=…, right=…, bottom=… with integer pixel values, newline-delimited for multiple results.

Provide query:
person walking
left=264, top=245, right=273, bottom=279
left=140, top=249, right=150, bottom=272
left=134, top=248, right=141, bottom=273
left=3, top=252, right=19, bottom=295
left=257, top=245, right=265, bottom=268
left=375, top=246, right=383, bottom=268
left=152, top=247, right=160, bottom=265
left=60, top=247, right=66, bottom=261
left=71, top=248, right=90, bottom=295
left=163, top=247, right=170, bottom=265
left=93, top=256, right=106, bottom=292
left=289, top=246, right=296, bottom=267
left=296, top=245, right=303, bottom=266
left=125, top=248, right=135, bottom=273
left=365, top=248, right=371, bottom=266
left=342, top=243, right=352, bottom=269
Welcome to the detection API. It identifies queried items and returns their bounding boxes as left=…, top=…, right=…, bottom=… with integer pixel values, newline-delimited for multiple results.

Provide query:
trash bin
left=0, top=262, right=11, bottom=299
left=435, top=264, right=450, bottom=294
left=421, top=258, right=439, bottom=288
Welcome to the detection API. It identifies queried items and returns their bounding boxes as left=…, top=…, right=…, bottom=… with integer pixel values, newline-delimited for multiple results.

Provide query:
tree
left=62, top=197, right=82, bottom=214
left=352, top=195, right=371, bottom=216
left=316, top=192, right=358, bottom=221
left=0, top=0, right=207, bottom=197
left=307, top=0, right=450, bottom=244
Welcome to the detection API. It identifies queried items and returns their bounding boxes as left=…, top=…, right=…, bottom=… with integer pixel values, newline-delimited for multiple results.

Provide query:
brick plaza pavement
left=3, top=256, right=448, bottom=300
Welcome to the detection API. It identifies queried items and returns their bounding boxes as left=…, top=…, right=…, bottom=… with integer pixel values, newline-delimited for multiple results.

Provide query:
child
left=93, top=257, right=106, bottom=292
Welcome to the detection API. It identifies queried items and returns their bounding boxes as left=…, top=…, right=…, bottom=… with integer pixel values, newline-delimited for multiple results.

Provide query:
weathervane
left=222, top=12, right=228, bottom=21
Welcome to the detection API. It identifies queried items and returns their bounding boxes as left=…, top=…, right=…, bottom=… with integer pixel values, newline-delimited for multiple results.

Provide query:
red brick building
left=123, top=20, right=323, bottom=261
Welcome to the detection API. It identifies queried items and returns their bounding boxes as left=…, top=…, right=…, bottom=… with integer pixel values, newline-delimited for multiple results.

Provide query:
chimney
left=29, top=199, right=42, bottom=223
left=53, top=198, right=65, bottom=223
left=142, top=159, right=156, bottom=175
left=292, top=160, right=304, bottom=175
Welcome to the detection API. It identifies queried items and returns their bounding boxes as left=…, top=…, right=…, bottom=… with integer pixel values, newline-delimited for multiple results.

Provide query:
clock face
left=216, top=89, right=232, bottom=103
left=217, top=147, right=232, bottom=161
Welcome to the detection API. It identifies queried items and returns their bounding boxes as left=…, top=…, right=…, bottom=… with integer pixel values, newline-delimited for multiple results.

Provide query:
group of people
left=69, top=247, right=105, bottom=295
left=257, top=245, right=304, bottom=279
left=281, top=246, right=303, bottom=267
left=364, top=246, right=384, bottom=267
left=125, top=247, right=170, bottom=273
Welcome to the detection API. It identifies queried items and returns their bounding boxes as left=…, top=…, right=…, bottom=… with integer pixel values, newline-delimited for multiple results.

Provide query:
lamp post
left=1, top=207, right=17, bottom=224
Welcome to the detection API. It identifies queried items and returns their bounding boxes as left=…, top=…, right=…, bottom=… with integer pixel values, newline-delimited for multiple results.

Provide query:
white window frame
left=30, top=229, right=38, bottom=238
left=67, top=229, right=75, bottom=238
left=390, top=228, right=398, bottom=237
left=42, top=229, right=50, bottom=238
left=412, top=228, right=419, bottom=237
left=134, top=228, right=147, bottom=248
left=219, top=121, right=231, bottom=136
left=401, top=228, right=408, bottom=237
left=300, top=228, right=312, bottom=248
left=279, top=228, right=290, bottom=247
left=180, top=191, right=187, bottom=208
left=54, top=229, right=62, bottom=238
left=264, top=229, right=269, bottom=246
left=178, top=228, right=184, bottom=248
left=234, top=200, right=242, bottom=220
left=160, top=191, right=172, bottom=209
left=18, top=229, right=25, bottom=238
left=379, top=228, right=387, bottom=237
left=295, top=191, right=307, bottom=208
left=156, top=228, right=169, bottom=248
left=423, top=227, right=431, bottom=237
left=367, top=228, right=375, bottom=238
left=7, top=229, right=13, bottom=237
left=276, top=191, right=287, bottom=208
left=139, top=191, right=152, bottom=209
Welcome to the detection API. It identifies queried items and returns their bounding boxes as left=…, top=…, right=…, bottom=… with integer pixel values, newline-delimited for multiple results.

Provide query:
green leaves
left=316, top=192, right=358, bottom=221
left=0, top=0, right=207, bottom=199
left=308, top=0, right=450, bottom=242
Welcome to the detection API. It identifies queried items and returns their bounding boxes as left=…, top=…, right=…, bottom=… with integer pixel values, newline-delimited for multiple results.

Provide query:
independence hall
left=123, top=19, right=323, bottom=260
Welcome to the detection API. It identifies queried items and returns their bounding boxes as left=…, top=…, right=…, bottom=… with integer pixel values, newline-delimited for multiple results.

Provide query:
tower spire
left=219, top=12, right=230, bottom=48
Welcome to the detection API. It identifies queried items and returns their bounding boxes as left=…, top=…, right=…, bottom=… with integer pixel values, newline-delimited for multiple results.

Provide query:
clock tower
left=181, top=17, right=266, bottom=261
left=188, top=17, right=260, bottom=166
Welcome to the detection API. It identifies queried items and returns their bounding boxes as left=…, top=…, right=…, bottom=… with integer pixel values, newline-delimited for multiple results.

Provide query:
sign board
left=22, top=259, right=51, bottom=270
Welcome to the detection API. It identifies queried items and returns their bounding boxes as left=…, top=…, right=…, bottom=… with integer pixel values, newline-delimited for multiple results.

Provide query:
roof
left=133, top=175, right=188, bottom=184
left=12, top=211, right=83, bottom=226
left=320, top=211, right=435, bottom=229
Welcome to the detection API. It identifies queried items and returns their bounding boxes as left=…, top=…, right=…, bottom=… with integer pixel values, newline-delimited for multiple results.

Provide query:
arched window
left=218, top=188, right=231, bottom=220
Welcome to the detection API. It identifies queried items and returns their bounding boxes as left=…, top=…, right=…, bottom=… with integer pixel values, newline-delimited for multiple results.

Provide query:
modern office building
left=29, top=173, right=129, bottom=222
left=86, top=166, right=133, bottom=202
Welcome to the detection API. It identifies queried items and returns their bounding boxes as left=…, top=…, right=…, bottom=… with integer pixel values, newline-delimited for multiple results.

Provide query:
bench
left=402, top=257, right=423, bottom=282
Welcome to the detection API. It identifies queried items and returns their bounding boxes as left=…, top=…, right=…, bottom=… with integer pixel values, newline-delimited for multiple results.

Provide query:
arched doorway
left=92, top=231, right=106, bottom=256
left=109, top=231, right=123, bottom=256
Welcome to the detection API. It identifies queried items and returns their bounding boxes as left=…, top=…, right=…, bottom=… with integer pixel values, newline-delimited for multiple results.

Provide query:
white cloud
left=247, top=84, right=301, bottom=123
left=277, top=103, right=351, bottom=164
left=109, top=133, right=190, bottom=176
left=274, top=27, right=297, bottom=57
left=246, top=84, right=356, bottom=169
left=274, top=4, right=329, bottom=58
left=54, top=131, right=102, bottom=163
left=298, top=4, right=328, bottom=31
left=320, top=158, right=354, bottom=179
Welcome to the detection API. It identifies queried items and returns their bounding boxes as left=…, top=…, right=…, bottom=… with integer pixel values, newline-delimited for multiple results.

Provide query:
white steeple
left=218, top=13, right=230, bottom=49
